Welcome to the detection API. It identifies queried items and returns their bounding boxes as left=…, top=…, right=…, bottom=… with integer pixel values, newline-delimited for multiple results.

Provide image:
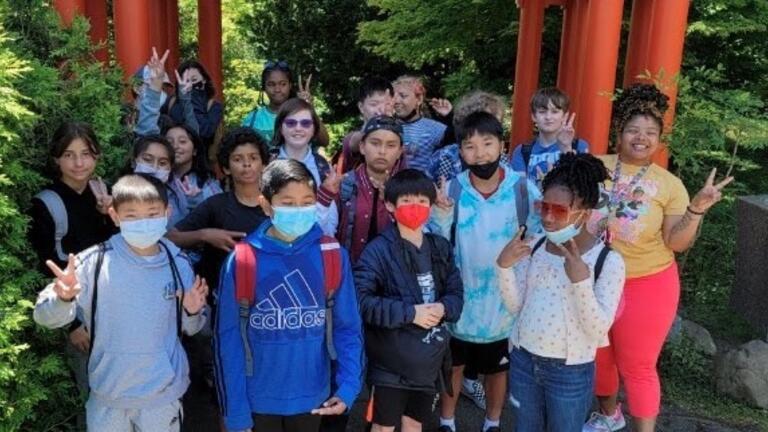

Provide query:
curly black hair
left=542, top=153, right=609, bottom=209
left=612, top=83, right=670, bottom=134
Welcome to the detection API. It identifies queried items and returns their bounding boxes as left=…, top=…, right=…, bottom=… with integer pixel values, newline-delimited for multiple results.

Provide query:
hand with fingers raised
left=434, top=176, right=454, bottom=210
left=177, top=176, right=202, bottom=197
left=147, top=47, right=170, bottom=92
left=321, top=167, right=342, bottom=195
left=555, top=239, right=591, bottom=283
left=556, top=112, right=577, bottom=153
left=46, top=254, right=81, bottom=302
left=89, top=177, right=113, bottom=215
left=297, top=73, right=314, bottom=104
left=689, top=168, right=734, bottom=214
left=181, top=276, right=208, bottom=315
left=175, top=69, right=193, bottom=95
left=497, top=226, right=532, bottom=268
left=429, top=98, right=453, bottom=117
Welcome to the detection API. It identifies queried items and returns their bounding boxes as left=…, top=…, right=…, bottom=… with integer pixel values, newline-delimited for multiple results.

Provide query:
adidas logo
left=250, top=269, right=326, bottom=331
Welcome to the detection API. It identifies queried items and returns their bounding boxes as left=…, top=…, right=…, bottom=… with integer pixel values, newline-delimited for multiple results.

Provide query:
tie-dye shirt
left=430, top=167, right=542, bottom=343
left=587, top=155, right=689, bottom=278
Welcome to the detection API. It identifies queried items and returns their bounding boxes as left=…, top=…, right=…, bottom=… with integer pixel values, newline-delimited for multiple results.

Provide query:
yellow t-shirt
left=587, top=155, right=690, bottom=278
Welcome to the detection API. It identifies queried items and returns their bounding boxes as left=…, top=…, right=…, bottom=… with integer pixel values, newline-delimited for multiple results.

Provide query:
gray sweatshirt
left=33, top=234, right=206, bottom=409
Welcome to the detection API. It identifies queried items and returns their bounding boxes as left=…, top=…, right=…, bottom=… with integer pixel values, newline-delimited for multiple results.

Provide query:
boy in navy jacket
left=214, top=159, right=363, bottom=432
left=355, top=169, right=464, bottom=432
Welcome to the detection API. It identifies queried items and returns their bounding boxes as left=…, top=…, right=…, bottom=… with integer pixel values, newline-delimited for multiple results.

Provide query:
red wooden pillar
left=114, top=0, right=151, bottom=80
left=85, top=0, right=109, bottom=64
left=625, top=0, right=691, bottom=167
left=510, top=0, right=546, bottom=149
left=569, top=0, right=590, bottom=116
left=556, top=0, right=579, bottom=97
left=623, top=0, right=654, bottom=84
left=166, top=0, right=181, bottom=80
left=53, top=0, right=85, bottom=27
left=198, top=0, right=223, bottom=100
left=574, top=0, right=624, bottom=156
left=149, top=0, right=169, bottom=57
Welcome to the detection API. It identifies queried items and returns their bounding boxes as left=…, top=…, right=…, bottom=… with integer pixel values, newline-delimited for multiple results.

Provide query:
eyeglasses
left=283, top=118, right=314, bottom=129
left=264, top=60, right=290, bottom=70
left=534, top=200, right=581, bottom=222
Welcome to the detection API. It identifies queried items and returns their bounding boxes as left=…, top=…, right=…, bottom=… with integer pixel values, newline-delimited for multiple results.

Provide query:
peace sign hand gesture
left=690, top=168, right=734, bottom=214
left=175, top=69, right=193, bottom=95
left=434, top=176, right=454, bottom=210
left=497, top=226, right=531, bottom=268
left=147, top=47, right=170, bottom=92
left=321, top=167, right=342, bottom=195
left=555, top=239, right=591, bottom=283
left=297, top=73, right=314, bottom=104
left=181, top=276, right=208, bottom=315
left=46, top=254, right=81, bottom=301
left=429, top=98, right=453, bottom=117
left=556, top=112, right=577, bottom=152
left=177, top=177, right=202, bottom=197
left=89, top=177, right=113, bottom=215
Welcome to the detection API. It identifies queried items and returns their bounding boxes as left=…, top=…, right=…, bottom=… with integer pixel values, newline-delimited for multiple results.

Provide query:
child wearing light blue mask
left=33, top=173, right=209, bottom=432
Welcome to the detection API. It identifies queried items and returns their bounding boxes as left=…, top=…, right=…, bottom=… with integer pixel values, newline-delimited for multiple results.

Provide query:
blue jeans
left=509, top=347, right=595, bottom=432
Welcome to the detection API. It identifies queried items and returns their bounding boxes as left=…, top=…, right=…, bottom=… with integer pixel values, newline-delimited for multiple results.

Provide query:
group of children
left=30, top=54, right=730, bottom=432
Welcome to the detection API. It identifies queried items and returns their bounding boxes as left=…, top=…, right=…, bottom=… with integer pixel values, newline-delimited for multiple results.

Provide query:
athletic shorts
left=370, top=386, right=437, bottom=426
left=450, top=337, right=510, bottom=375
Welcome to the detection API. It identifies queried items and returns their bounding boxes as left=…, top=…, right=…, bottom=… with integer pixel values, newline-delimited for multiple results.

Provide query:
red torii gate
left=512, top=0, right=690, bottom=168
left=52, top=0, right=223, bottom=100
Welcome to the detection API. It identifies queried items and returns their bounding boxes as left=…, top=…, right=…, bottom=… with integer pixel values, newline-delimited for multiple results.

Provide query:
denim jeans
left=509, top=347, right=595, bottom=432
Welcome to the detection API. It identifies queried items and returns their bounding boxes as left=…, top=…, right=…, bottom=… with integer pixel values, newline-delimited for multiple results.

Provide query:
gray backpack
left=35, top=190, right=68, bottom=262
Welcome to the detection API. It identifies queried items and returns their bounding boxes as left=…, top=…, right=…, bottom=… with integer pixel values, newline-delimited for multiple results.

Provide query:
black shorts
left=450, top=337, right=510, bottom=375
left=252, top=413, right=321, bottom=432
left=371, top=386, right=437, bottom=426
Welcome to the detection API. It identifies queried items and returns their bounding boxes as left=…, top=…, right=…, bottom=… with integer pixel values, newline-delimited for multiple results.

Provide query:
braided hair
left=612, top=83, right=670, bottom=135
left=542, top=153, right=609, bottom=209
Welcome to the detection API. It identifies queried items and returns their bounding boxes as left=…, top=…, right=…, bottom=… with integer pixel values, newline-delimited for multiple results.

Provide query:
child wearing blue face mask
left=214, top=159, right=363, bottom=432
left=33, top=174, right=209, bottom=432
left=495, top=153, right=625, bottom=432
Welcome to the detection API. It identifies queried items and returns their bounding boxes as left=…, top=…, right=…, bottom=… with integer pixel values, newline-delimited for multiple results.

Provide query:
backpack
left=530, top=237, right=611, bottom=282
left=521, top=138, right=580, bottom=170
left=447, top=175, right=530, bottom=245
left=35, top=189, right=68, bottom=262
left=233, top=236, right=343, bottom=377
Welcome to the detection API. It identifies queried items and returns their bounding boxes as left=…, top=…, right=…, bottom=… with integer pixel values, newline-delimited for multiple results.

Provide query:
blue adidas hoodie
left=214, top=222, right=364, bottom=431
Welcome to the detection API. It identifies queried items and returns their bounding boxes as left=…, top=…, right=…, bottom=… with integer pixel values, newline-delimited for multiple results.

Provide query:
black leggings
left=253, top=413, right=322, bottom=432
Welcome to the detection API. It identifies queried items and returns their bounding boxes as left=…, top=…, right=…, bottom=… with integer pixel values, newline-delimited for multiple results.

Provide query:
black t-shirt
left=28, top=179, right=117, bottom=276
left=175, top=190, right=268, bottom=285
left=404, top=239, right=435, bottom=304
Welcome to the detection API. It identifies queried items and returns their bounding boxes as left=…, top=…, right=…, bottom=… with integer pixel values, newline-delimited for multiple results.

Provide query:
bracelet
left=687, top=205, right=706, bottom=216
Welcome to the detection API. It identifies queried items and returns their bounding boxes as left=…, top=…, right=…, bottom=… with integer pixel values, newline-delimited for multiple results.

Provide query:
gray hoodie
left=33, top=234, right=206, bottom=409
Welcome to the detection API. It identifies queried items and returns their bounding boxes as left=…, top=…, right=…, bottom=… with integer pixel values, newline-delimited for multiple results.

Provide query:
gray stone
left=715, top=339, right=768, bottom=408
left=681, top=319, right=718, bottom=356
left=732, top=195, right=768, bottom=335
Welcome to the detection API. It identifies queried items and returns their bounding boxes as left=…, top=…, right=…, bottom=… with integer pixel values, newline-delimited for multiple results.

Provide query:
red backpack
left=233, top=236, right=342, bottom=377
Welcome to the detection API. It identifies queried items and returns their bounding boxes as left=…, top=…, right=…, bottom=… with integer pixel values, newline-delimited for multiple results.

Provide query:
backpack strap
left=594, top=245, right=611, bottom=282
left=35, top=190, right=68, bottom=262
left=320, top=236, right=342, bottom=361
left=339, top=174, right=358, bottom=251
left=521, top=141, right=535, bottom=170
left=88, top=243, right=106, bottom=363
left=315, top=152, right=331, bottom=183
left=514, top=176, right=530, bottom=228
left=159, top=241, right=184, bottom=339
left=448, top=179, right=462, bottom=246
left=234, top=241, right=257, bottom=377
left=530, top=237, right=547, bottom=257
left=571, top=138, right=580, bottom=153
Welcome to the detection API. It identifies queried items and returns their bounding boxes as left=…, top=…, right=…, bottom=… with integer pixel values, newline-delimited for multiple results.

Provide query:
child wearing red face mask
left=354, top=169, right=464, bottom=432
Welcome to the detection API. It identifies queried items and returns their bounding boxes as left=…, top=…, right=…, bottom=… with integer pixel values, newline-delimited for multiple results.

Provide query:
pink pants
left=594, top=262, right=680, bottom=418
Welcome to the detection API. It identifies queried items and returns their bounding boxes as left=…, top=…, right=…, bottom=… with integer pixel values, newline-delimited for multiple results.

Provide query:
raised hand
left=497, top=226, right=531, bottom=268
left=175, top=69, right=193, bottom=95
left=429, top=98, right=453, bottom=117
left=147, top=46, right=170, bottom=92
left=321, top=168, right=342, bottom=195
left=69, top=325, right=90, bottom=353
left=181, top=276, right=208, bottom=315
left=46, top=254, right=80, bottom=301
left=89, top=177, right=113, bottom=214
left=555, top=239, right=591, bottom=283
left=178, top=176, right=202, bottom=197
left=311, top=396, right=347, bottom=416
left=556, top=112, right=577, bottom=152
left=690, top=168, right=734, bottom=214
left=297, top=73, right=314, bottom=104
left=434, top=176, right=454, bottom=210
left=202, top=228, right=247, bottom=252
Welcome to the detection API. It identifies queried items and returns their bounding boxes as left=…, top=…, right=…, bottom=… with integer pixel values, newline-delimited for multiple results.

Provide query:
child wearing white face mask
left=33, top=174, right=209, bottom=432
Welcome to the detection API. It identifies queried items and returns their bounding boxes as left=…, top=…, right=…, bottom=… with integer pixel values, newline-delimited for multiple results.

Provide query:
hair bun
left=612, top=83, right=670, bottom=132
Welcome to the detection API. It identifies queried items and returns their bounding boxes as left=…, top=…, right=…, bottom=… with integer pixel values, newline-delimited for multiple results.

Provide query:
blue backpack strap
left=448, top=179, right=462, bottom=245
left=35, top=189, right=68, bottom=262
left=514, top=176, right=529, bottom=228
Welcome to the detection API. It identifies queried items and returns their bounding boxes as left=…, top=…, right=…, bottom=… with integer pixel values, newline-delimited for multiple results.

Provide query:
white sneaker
left=583, top=403, right=627, bottom=432
left=460, top=377, right=486, bottom=410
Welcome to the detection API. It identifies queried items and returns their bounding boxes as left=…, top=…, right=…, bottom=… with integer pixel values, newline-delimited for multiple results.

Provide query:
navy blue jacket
left=354, top=226, right=463, bottom=391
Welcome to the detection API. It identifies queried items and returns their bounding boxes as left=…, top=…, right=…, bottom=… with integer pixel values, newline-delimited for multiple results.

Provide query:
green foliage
left=220, top=0, right=262, bottom=127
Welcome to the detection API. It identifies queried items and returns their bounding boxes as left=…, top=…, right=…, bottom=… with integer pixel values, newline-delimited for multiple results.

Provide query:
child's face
left=393, top=85, right=421, bottom=118
left=224, top=143, right=264, bottom=185
left=539, top=186, right=587, bottom=232
left=360, top=129, right=403, bottom=174
left=260, top=181, right=316, bottom=216
left=459, top=132, right=503, bottom=166
left=136, top=142, right=173, bottom=171
left=280, top=109, right=315, bottom=150
left=166, top=127, right=195, bottom=166
left=108, top=199, right=169, bottom=226
left=56, top=138, right=97, bottom=185
left=618, top=115, right=661, bottom=165
left=531, top=101, right=566, bottom=134
left=186, top=68, right=205, bottom=88
left=386, top=194, right=431, bottom=211
left=358, top=91, right=394, bottom=121
left=264, top=70, right=291, bottom=106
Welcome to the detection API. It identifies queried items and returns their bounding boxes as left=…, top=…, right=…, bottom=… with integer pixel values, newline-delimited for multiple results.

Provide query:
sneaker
left=582, top=404, right=627, bottom=431
left=461, top=377, right=487, bottom=410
